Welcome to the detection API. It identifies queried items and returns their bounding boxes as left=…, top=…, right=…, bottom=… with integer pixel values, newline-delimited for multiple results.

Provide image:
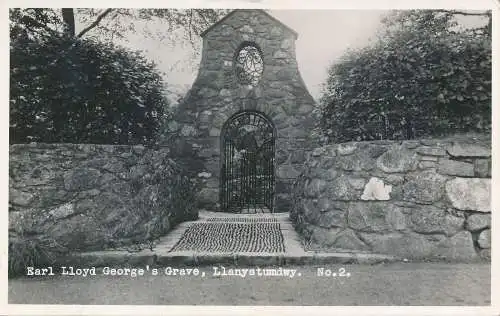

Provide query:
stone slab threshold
left=55, top=250, right=400, bottom=268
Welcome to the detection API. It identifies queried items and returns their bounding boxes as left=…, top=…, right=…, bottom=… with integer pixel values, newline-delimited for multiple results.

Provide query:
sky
left=76, top=9, right=488, bottom=100
left=78, top=10, right=388, bottom=100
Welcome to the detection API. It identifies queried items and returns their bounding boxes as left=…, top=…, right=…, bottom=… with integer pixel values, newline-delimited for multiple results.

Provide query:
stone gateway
left=167, top=9, right=319, bottom=212
left=8, top=10, right=491, bottom=264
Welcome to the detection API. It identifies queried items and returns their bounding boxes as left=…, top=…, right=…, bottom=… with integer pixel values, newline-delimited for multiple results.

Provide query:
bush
left=10, top=34, right=169, bottom=145
left=319, top=10, right=491, bottom=143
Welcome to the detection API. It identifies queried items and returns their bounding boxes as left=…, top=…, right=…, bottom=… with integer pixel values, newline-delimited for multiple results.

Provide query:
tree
left=9, top=8, right=231, bottom=145
left=10, top=33, right=169, bottom=145
left=319, top=10, right=491, bottom=143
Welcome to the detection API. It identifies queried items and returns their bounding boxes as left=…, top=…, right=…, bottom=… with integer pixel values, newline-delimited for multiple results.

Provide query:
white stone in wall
left=361, top=177, right=392, bottom=201
left=180, top=125, right=198, bottom=137
left=197, top=172, right=212, bottom=179
left=273, top=51, right=287, bottom=59
left=239, top=25, right=254, bottom=33
left=337, top=143, right=357, bottom=156
left=445, top=178, right=490, bottom=212
left=49, top=203, right=75, bottom=219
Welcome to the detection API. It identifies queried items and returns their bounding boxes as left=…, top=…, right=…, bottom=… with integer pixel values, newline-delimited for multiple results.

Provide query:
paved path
left=61, top=212, right=398, bottom=268
left=9, top=263, right=490, bottom=305
left=158, top=211, right=305, bottom=255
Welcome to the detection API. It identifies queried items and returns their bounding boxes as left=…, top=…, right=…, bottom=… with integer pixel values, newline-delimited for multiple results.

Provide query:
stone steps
left=54, top=211, right=401, bottom=267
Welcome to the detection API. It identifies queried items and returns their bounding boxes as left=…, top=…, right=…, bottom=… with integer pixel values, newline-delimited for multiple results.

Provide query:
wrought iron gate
left=220, top=111, right=275, bottom=213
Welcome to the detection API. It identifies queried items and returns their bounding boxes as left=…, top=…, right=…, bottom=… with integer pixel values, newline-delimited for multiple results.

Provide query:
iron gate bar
left=220, top=110, right=276, bottom=213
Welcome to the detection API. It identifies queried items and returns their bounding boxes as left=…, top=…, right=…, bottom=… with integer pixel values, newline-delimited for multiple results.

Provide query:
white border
left=1, top=0, right=499, bottom=315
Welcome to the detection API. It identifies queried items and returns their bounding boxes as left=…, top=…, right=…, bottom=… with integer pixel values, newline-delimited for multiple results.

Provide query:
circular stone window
left=234, top=43, right=264, bottom=86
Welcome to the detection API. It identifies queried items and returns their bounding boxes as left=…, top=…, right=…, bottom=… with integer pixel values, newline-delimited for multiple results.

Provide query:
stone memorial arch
left=168, top=9, right=319, bottom=213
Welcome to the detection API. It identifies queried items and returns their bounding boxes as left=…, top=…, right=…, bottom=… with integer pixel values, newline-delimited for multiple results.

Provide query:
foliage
left=319, top=10, right=491, bottom=143
left=9, top=8, right=231, bottom=145
left=8, top=235, right=68, bottom=277
left=10, top=33, right=169, bottom=145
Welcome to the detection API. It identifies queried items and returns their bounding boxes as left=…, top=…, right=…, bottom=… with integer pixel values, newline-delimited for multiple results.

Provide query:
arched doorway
left=220, top=110, right=275, bottom=213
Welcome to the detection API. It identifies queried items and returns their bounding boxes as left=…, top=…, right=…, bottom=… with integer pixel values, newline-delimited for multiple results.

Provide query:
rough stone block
left=335, top=152, right=374, bottom=172
left=420, top=156, right=439, bottom=161
left=180, top=125, right=198, bottom=137
left=361, top=177, right=392, bottom=200
left=276, top=181, right=293, bottom=194
left=474, top=159, right=491, bottom=178
left=208, top=128, right=220, bottom=137
left=197, top=188, right=218, bottom=207
left=336, top=143, right=357, bottom=156
left=48, top=203, right=76, bottom=219
left=315, top=209, right=347, bottom=229
left=377, top=147, right=418, bottom=173
left=403, top=170, right=447, bottom=204
left=290, top=150, right=306, bottom=164
left=348, top=177, right=366, bottom=190
left=326, top=175, right=358, bottom=200
left=418, top=161, right=437, bottom=169
left=445, top=178, right=490, bottom=212
left=312, top=147, right=326, bottom=157
left=416, top=146, right=446, bottom=156
left=465, top=214, right=491, bottom=231
left=478, top=229, right=491, bottom=249
left=304, top=178, right=327, bottom=198
left=63, top=168, right=101, bottom=191
left=435, top=231, right=478, bottom=261
left=438, top=159, right=474, bottom=177
left=447, top=143, right=491, bottom=158
left=479, top=249, right=491, bottom=260
left=276, top=194, right=293, bottom=212
left=9, top=188, right=35, bottom=206
left=277, top=165, right=301, bottom=179
left=309, top=168, right=337, bottom=180
left=409, top=207, right=464, bottom=236
left=332, top=229, right=370, bottom=251
left=347, top=202, right=393, bottom=232
left=310, top=226, right=343, bottom=247
left=385, top=175, right=405, bottom=185
left=359, top=232, right=437, bottom=259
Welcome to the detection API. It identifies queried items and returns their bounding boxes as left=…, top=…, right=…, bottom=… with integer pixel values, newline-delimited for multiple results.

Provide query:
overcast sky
left=79, top=10, right=386, bottom=99
left=77, top=9, right=487, bottom=100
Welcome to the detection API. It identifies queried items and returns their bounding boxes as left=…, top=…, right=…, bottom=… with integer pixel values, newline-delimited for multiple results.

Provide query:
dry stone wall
left=165, top=9, right=319, bottom=212
left=9, top=144, right=198, bottom=252
left=291, top=135, right=491, bottom=262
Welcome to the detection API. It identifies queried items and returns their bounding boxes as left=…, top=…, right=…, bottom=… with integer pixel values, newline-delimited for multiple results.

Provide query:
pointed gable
left=201, top=9, right=298, bottom=39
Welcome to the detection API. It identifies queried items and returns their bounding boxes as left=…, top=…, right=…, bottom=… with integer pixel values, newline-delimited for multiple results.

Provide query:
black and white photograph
left=4, top=0, right=497, bottom=313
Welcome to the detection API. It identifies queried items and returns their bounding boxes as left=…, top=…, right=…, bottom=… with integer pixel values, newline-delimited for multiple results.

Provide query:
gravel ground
left=9, top=262, right=490, bottom=305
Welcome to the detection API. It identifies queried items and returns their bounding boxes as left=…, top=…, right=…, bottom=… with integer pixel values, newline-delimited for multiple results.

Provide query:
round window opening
left=235, top=43, right=264, bottom=86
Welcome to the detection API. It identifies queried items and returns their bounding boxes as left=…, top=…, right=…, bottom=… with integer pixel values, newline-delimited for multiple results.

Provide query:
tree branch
left=76, top=8, right=113, bottom=38
left=20, top=15, right=59, bottom=37
left=433, top=9, right=490, bottom=16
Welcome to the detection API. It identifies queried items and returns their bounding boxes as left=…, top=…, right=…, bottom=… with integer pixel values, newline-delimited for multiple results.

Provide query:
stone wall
left=9, top=144, right=198, bottom=252
left=290, top=135, right=491, bottom=262
left=165, top=9, right=319, bottom=212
